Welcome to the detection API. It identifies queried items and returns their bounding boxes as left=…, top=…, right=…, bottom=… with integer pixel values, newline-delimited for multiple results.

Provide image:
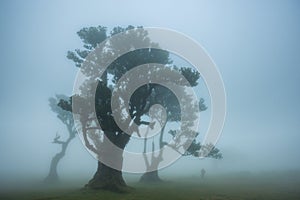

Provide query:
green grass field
left=1, top=171, right=300, bottom=200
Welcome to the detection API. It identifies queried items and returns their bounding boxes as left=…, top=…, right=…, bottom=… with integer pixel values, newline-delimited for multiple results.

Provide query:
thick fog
left=0, top=0, right=299, bottom=188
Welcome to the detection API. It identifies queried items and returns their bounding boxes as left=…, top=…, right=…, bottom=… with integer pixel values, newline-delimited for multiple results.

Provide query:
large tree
left=59, top=25, right=211, bottom=191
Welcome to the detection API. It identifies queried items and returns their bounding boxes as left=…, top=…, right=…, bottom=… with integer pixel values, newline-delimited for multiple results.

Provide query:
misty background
left=0, top=0, right=299, bottom=185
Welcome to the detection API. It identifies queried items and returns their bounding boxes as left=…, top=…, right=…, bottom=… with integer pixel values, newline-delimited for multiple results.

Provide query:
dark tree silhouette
left=59, top=25, right=173, bottom=191
left=58, top=25, right=217, bottom=191
left=44, top=95, right=75, bottom=183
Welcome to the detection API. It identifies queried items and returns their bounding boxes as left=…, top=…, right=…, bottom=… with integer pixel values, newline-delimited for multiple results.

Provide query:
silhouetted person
left=201, top=168, right=206, bottom=179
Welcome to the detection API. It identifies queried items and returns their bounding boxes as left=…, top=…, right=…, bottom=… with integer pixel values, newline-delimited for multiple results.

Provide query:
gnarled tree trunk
left=44, top=135, right=74, bottom=183
left=85, top=161, right=127, bottom=192
left=140, top=126, right=165, bottom=183
left=84, top=131, right=130, bottom=192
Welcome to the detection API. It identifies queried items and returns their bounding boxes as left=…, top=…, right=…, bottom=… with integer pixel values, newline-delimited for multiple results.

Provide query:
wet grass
left=1, top=171, right=300, bottom=200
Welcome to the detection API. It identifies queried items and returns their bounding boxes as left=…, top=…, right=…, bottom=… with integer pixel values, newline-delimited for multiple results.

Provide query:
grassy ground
left=1, top=171, right=300, bottom=200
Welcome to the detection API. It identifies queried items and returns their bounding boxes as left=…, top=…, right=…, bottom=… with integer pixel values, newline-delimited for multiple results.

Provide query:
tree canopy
left=58, top=25, right=221, bottom=190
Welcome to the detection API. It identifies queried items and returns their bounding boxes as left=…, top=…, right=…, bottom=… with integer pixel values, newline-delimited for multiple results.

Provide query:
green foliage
left=66, top=26, right=107, bottom=67
left=60, top=25, right=221, bottom=162
left=180, top=67, right=200, bottom=87
left=49, top=95, right=74, bottom=131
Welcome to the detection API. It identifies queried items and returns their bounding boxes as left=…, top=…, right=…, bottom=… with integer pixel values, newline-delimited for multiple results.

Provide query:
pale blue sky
left=0, top=0, right=299, bottom=181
